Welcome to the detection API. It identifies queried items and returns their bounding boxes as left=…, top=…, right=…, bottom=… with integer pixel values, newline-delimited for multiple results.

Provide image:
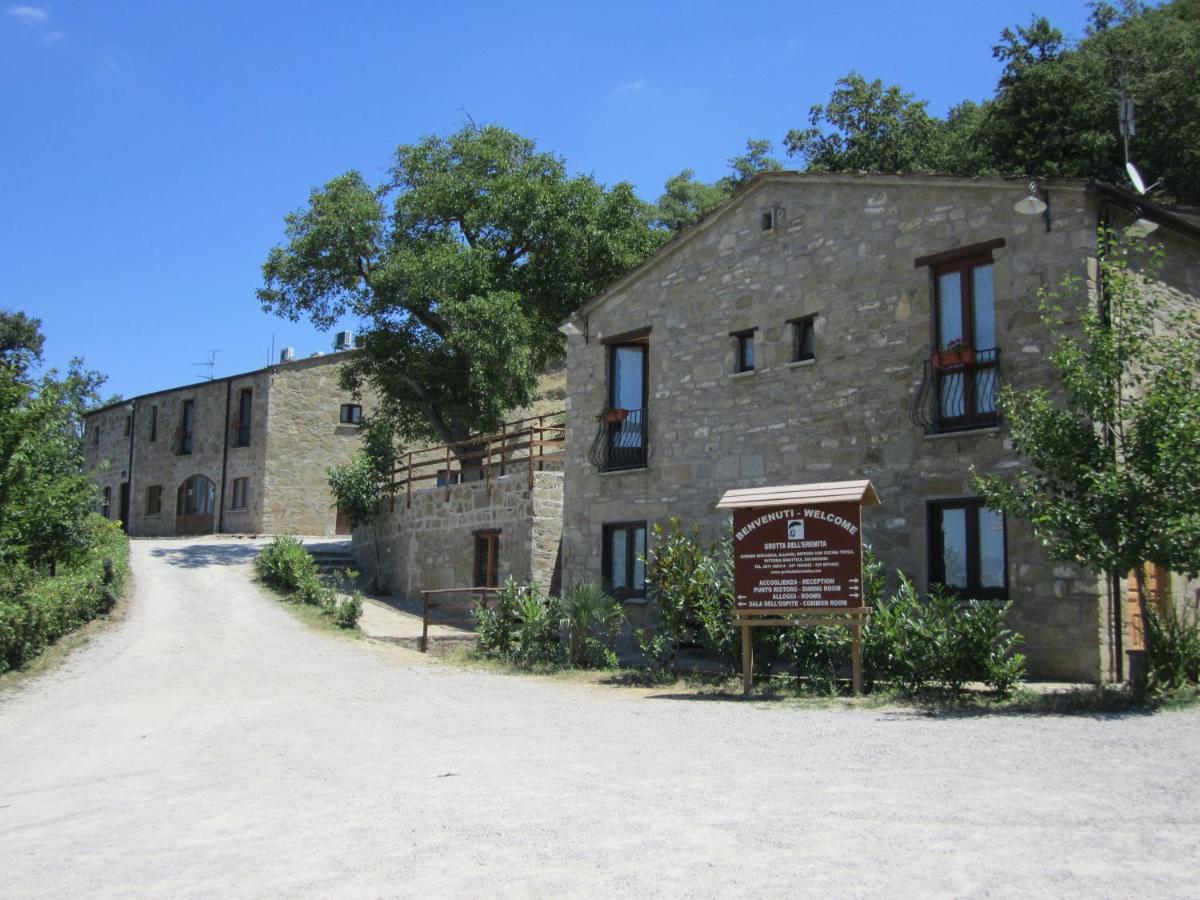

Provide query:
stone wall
left=352, top=471, right=563, bottom=600
left=559, top=174, right=1196, bottom=683
left=261, top=353, right=373, bottom=536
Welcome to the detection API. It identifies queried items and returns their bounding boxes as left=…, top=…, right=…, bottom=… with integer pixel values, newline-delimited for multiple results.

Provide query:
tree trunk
left=1130, top=564, right=1153, bottom=695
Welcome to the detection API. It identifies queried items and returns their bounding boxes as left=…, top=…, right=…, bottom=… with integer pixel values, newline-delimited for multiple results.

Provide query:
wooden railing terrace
left=390, top=411, right=566, bottom=509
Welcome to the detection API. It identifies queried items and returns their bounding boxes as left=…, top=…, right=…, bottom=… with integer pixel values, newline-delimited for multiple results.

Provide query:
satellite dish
left=1127, top=161, right=1147, bottom=195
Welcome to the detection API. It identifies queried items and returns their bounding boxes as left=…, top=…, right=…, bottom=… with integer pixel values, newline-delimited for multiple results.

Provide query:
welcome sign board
left=731, top=502, right=863, bottom=609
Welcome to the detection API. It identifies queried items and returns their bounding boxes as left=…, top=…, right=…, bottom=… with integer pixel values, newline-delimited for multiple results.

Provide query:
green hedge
left=254, top=536, right=363, bottom=629
left=0, top=515, right=129, bottom=674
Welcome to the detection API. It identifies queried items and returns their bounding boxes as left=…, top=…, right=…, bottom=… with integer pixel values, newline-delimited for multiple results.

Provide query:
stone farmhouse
left=555, top=172, right=1200, bottom=683
left=84, top=338, right=374, bottom=538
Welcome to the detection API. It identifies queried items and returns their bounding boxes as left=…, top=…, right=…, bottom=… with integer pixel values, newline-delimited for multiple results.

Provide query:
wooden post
left=485, top=436, right=492, bottom=498
left=537, top=415, right=545, bottom=472
left=499, top=423, right=506, bottom=476
left=741, top=621, right=753, bottom=696
left=405, top=452, right=413, bottom=509
left=444, top=443, right=452, bottom=502
left=527, top=424, right=534, bottom=488
left=420, top=591, right=429, bottom=653
left=851, top=618, right=863, bottom=696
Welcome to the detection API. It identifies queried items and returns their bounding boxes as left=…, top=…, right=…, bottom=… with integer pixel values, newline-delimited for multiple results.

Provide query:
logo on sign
left=787, top=519, right=805, bottom=541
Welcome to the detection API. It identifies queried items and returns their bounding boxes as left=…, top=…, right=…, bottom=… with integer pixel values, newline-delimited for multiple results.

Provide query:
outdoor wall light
left=1124, top=211, right=1159, bottom=239
left=1013, top=180, right=1047, bottom=216
left=557, top=314, right=588, bottom=343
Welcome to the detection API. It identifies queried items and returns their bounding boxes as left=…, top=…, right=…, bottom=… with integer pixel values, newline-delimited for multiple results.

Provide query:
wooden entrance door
left=175, top=474, right=216, bottom=536
left=335, top=507, right=352, bottom=536
left=119, top=482, right=130, bottom=533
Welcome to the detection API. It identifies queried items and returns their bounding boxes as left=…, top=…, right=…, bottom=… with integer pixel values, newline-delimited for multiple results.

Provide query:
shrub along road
left=1, top=537, right=1198, bottom=897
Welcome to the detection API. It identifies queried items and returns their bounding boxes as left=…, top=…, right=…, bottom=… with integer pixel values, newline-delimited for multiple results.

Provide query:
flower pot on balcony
left=600, top=408, right=628, bottom=424
left=933, top=348, right=975, bottom=368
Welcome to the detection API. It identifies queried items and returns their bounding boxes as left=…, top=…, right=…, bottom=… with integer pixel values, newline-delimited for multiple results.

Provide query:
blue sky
left=2, top=0, right=1094, bottom=401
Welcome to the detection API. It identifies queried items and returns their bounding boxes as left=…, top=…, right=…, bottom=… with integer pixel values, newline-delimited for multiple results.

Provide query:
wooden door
left=335, top=507, right=352, bottom=536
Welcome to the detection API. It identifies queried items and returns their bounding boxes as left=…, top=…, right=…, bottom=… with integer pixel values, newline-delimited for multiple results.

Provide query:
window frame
left=234, top=389, right=252, bottom=447
left=101, top=486, right=111, bottom=518
left=92, top=423, right=100, bottom=446
left=145, top=485, right=162, bottom=516
left=473, top=530, right=500, bottom=588
left=231, top=477, right=249, bottom=511
left=178, top=399, right=195, bottom=455
left=602, top=521, right=647, bottom=602
left=149, top=405, right=158, bottom=442
left=731, top=328, right=756, bottom=373
left=789, top=315, right=816, bottom=363
left=927, top=498, right=1009, bottom=600
left=339, top=403, right=363, bottom=425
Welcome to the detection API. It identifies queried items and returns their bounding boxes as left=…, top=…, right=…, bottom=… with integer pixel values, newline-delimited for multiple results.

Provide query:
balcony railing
left=389, top=412, right=565, bottom=508
left=588, top=407, right=650, bottom=471
left=173, top=430, right=193, bottom=455
left=910, top=348, right=1002, bottom=434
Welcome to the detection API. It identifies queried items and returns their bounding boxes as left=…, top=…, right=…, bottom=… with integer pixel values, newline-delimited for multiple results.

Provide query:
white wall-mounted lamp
left=1014, top=180, right=1047, bottom=216
left=557, top=314, right=588, bottom=343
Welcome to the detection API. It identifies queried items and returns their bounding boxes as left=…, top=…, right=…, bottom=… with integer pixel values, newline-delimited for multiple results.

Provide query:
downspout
left=1097, top=201, right=1124, bottom=683
left=125, top=401, right=136, bottom=535
left=217, top=379, right=232, bottom=534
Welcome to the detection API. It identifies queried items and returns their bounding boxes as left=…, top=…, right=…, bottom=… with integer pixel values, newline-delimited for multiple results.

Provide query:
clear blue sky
left=3, top=0, right=1094, bottom=401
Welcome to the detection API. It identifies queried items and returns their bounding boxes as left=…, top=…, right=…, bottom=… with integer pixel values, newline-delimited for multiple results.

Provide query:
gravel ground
left=1, top=536, right=1198, bottom=898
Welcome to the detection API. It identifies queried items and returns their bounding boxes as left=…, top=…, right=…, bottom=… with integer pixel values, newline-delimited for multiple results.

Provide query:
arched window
left=176, top=474, right=215, bottom=516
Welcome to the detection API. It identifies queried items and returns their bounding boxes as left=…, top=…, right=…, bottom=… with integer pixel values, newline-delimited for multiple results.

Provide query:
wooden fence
left=390, top=412, right=566, bottom=509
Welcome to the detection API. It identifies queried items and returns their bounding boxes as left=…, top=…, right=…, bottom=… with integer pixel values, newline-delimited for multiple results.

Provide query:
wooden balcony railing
left=390, top=412, right=565, bottom=508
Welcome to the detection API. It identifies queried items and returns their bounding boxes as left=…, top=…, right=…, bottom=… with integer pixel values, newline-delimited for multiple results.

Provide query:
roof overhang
left=716, top=479, right=880, bottom=510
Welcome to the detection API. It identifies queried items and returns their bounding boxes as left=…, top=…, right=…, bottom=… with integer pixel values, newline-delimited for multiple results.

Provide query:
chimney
left=334, top=330, right=354, bottom=352
left=280, top=347, right=295, bottom=363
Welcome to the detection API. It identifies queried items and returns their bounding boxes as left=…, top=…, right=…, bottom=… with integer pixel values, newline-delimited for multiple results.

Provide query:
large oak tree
left=259, top=124, right=664, bottom=454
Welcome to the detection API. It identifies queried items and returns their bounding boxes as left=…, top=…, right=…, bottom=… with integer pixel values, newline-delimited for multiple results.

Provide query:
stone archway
left=175, top=474, right=216, bottom=536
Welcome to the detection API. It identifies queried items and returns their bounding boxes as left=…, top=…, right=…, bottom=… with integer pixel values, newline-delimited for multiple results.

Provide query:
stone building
left=351, top=369, right=566, bottom=597
left=556, top=173, right=1200, bottom=682
left=83, top=340, right=374, bottom=537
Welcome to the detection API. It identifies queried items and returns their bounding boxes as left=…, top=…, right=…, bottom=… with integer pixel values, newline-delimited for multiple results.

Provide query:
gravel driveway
left=1, top=536, right=1198, bottom=898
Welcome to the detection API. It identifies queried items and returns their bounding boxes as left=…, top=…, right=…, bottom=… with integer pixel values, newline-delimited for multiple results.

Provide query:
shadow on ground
left=149, top=541, right=261, bottom=569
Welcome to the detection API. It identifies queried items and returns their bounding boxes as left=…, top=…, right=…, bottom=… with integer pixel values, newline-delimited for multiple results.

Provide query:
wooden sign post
left=716, top=480, right=880, bottom=696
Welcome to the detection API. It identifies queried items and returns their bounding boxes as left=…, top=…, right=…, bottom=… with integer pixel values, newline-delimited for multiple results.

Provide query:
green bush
left=333, top=592, right=364, bottom=629
left=476, top=579, right=565, bottom=667
left=1146, top=600, right=1200, bottom=694
left=640, top=522, right=1026, bottom=697
left=0, top=515, right=128, bottom=674
left=253, top=535, right=317, bottom=593
left=560, top=580, right=624, bottom=668
left=254, top=539, right=363, bottom=630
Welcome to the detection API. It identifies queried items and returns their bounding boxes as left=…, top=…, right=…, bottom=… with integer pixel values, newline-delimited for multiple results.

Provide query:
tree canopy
left=652, top=139, right=783, bottom=232
left=260, top=124, right=665, bottom=450
left=784, top=0, right=1200, bottom=204
left=0, top=311, right=106, bottom=574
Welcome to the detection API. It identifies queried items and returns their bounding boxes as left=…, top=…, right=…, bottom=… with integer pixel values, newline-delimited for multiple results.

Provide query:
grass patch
left=256, top=581, right=364, bottom=642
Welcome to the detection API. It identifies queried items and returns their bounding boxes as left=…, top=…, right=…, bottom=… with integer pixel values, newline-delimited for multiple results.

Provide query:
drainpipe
left=125, top=401, right=136, bottom=535
left=1097, top=201, right=1123, bottom=683
left=217, top=380, right=232, bottom=534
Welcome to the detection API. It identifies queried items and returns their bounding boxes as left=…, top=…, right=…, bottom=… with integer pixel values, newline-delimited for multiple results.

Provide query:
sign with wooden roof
left=716, top=479, right=880, bottom=510
left=718, top=479, right=880, bottom=696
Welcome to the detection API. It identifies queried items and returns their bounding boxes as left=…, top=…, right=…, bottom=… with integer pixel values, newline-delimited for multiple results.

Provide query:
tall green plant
left=560, top=580, right=624, bottom=668
left=974, top=230, right=1200, bottom=678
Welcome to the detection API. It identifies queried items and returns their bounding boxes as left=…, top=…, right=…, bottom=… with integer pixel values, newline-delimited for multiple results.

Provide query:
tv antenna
left=192, top=349, right=219, bottom=381
left=1118, top=70, right=1161, bottom=196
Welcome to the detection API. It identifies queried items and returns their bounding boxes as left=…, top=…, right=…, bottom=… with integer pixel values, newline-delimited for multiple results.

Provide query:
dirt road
left=1, top=537, right=1198, bottom=897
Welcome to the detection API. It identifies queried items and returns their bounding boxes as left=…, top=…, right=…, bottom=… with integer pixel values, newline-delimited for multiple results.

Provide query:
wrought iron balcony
left=910, top=347, right=1002, bottom=435
left=588, top=407, right=650, bottom=471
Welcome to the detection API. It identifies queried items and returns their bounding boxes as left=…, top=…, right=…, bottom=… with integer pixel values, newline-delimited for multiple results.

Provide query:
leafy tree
left=327, top=416, right=398, bottom=589
left=0, top=313, right=105, bottom=574
left=784, top=2, right=1200, bottom=204
left=260, top=124, right=664, bottom=457
left=653, top=139, right=783, bottom=232
left=973, top=230, right=1200, bottom=682
left=985, top=0, right=1200, bottom=203
left=784, top=72, right=952, bottom=173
